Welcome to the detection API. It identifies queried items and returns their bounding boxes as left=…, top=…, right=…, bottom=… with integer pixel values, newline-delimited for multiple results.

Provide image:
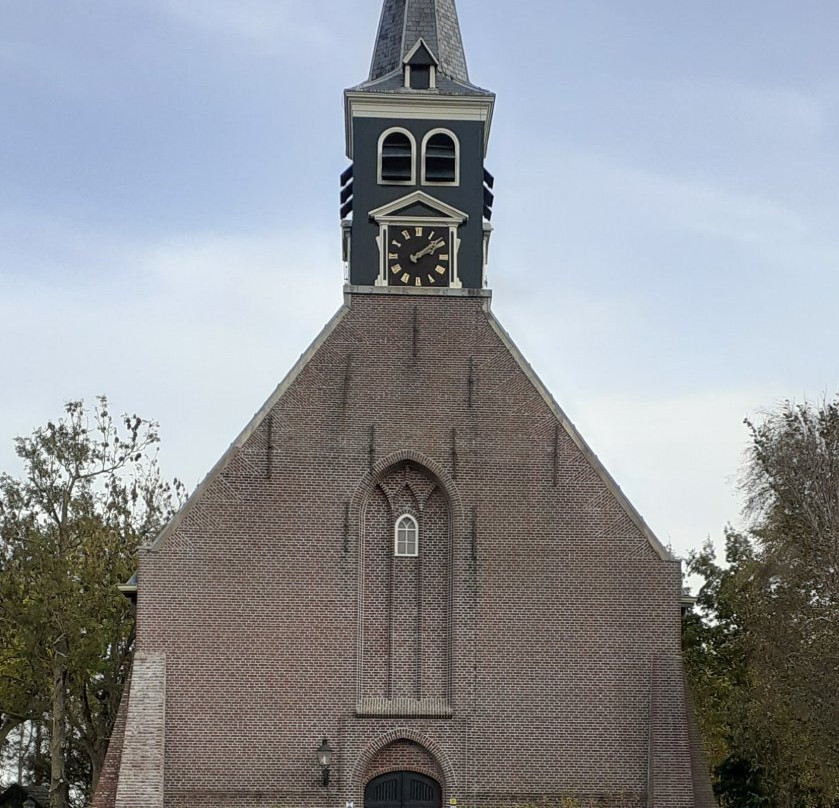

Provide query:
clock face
left=387, top=225, right=451, bottom=288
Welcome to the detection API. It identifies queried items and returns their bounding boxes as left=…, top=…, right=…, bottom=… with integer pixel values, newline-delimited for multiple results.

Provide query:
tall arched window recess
left=422, top=130, right=459, bottom=185
left=379, top=128, right=416, bottom=185
left=394, top=514, right=419, bottom=557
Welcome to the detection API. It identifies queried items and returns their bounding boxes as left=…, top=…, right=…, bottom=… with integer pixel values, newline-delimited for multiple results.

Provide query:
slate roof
left=348, top=69, right=492, bottom=98
left=369, top=0, right=470, bottom=83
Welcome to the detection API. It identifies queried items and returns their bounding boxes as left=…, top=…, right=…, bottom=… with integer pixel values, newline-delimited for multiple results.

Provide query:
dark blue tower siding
left=348, top=117, right=487, bottom=288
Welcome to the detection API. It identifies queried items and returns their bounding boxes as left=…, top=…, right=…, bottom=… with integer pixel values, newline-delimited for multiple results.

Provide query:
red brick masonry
left=94, top=290, right=715, bottom=808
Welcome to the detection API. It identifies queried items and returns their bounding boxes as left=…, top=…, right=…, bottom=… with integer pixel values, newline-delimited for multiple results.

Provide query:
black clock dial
left=387, top=225, right=451, bottom=287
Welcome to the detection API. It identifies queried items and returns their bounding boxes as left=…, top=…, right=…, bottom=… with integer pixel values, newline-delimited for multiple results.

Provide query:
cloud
left=612, top=163, right=807, bottom=252
left=1, top=225, right=344, bottom=489
left=0, top=219, right=826, bottom=569
left=572, top=387, right=773, bottom=558
left=664, top=79, right=826, bottom=142
left=521, top=145, right=809, bottom=254
left=148, top=0, right=333, bottom=51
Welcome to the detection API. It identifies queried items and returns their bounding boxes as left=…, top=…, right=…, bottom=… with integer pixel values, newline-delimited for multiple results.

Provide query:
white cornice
left=345, top=285, right=491, bottom=298
left=344, top=90, right=495, bottom=159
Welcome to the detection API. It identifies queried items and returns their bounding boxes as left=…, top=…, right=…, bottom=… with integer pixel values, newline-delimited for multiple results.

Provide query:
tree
left=685, top=396, right=839, bottom=808
left=683, top=531, right=772, bottom=807
left=0, top=398, right=183, bottom=807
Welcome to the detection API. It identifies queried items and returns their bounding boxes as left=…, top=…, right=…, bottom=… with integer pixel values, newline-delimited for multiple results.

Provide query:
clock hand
left=409, top=245, right=434, bottom=262
left=409, top=239, right=446, bottom=263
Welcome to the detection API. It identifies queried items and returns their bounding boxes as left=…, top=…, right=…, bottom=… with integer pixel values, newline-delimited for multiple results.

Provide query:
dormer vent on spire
left=370, top=0, right=469, bottom=83
left=403, top=39, right=438, bottom=89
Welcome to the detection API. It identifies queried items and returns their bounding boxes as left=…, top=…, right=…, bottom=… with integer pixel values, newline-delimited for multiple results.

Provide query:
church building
left=93, top=2, right=714, bottom=807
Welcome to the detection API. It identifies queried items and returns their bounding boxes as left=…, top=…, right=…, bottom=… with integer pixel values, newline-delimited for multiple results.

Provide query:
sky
left=2, top=0, right=838, bottom=570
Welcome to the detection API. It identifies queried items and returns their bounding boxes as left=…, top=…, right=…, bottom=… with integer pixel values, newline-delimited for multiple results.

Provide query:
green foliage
left=685, top=396, right=839, bottom=808
left=0, top=398, right=183, bottom=807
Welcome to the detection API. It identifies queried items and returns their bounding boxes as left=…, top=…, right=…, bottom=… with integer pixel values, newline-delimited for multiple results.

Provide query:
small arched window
left=379, top=129, right=416, bottom=185
left=422, top=131, right=459, bottom=185
left=394, top=514, right=419, bottom=557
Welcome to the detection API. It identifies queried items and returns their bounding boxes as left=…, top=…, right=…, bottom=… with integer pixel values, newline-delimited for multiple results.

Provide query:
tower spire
left=343, top=0, right=495, bottom=289
left=370, top=0, right=469, bottom=83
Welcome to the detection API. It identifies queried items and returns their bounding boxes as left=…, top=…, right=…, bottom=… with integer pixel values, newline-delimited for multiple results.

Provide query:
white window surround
left=378, top=127, right=417, bottom=186
left=421, top=129, right=460, bottom=186
left=394, top=513, right=419, bottom=557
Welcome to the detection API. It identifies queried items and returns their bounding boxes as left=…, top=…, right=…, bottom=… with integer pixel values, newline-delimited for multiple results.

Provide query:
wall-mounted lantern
left=317, top=738, right=334, bottom=787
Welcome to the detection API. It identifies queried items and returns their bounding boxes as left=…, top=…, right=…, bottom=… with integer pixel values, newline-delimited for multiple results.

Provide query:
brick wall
left=361, top=464, right=450, bottom=705
left=95, top=291, right=711, bottom=807
left=114, top=653, right=165, bottom=808
left=363, top=739, right=444, bottom=786
left=90, top=665, right=130, bottom=808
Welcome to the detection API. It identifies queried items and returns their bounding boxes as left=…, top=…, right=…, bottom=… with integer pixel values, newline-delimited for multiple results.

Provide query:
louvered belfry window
left=380, top=131, right=414, bottom=182
left=424, top=132, right=457, bottom=183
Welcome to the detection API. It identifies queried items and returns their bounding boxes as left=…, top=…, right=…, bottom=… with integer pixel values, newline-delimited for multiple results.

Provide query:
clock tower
left=341, top=0, right=495, bottom=289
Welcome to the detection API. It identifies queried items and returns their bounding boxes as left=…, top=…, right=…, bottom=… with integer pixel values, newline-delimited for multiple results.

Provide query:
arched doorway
left=364, top=771, right=441, bottom=808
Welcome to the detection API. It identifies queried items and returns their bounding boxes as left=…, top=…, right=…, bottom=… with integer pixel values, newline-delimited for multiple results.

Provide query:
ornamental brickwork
left=93, top=293, right=714, bottom=808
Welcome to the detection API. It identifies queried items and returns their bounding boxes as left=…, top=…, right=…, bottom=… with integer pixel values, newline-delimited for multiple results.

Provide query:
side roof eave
left=484, top=304, right=674, bottom=562
left=144, top=302, right=351, bottom=554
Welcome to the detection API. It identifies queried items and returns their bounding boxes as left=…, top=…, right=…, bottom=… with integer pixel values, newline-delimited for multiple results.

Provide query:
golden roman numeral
left=391, top=264, right=402, bottom=274
left=415, top=277, right=422, bottom=287
left=388, top=253, right=398, bottom=260
left=401, top=273, right=410, bottom=284
left=427, top=274, right=436, bottom=285
left=415, top=226, right=423, bottom=237
left=439, top=254, right=449, bottom=262
left=435, top=266, right=446, bottom=275
left=429, top=231, right=436, bottom=240
left=392, top=240, right=401, bottom=248
left=402, top=230, right=411, bottom=240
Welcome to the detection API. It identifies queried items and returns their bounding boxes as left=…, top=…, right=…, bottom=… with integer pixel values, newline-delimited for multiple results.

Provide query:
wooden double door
left=364, top=771, right=441, bottom=808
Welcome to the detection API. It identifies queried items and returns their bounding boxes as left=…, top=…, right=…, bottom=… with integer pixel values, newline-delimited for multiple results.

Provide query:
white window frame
left=394, top=513, right=419, bottom=558
left=421, top=128, right=460, bottom=186
left=378, top=127, right=417, bottom=186
left=404, top=64, right=437, bottom=90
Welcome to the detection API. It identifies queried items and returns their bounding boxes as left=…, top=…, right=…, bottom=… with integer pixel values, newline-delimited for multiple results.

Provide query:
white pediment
left=403, top=37, right=439, bottom=66
left=369, top=190, right=468, bottom=225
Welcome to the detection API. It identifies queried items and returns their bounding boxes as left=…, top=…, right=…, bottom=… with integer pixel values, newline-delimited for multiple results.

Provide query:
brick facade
left=94, top=291, right=714, bottom=808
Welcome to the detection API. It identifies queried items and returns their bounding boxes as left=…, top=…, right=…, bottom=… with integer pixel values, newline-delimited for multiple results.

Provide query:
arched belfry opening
left=357, top=461, right=452, bottom=716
